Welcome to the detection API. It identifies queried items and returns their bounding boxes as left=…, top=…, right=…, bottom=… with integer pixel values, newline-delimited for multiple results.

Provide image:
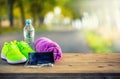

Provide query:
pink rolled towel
left=34, top=37, right=62, bottom=61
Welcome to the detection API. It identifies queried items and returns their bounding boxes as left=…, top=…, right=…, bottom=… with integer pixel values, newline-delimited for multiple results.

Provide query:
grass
left=0, top=25, right=50, bottom=34
left=35, top=25, right=50, bottom=31
left=0, top=27, right=22, bottom=34
left=84, top=30, right=113, bottom=53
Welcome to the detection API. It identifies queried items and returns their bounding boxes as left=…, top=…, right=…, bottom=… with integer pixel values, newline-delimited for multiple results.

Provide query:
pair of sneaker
left=1, top=41, right=35, bottom=64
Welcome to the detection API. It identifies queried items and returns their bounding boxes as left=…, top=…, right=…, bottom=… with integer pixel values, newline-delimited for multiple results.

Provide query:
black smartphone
left=28, top=52, right=55, bottom=65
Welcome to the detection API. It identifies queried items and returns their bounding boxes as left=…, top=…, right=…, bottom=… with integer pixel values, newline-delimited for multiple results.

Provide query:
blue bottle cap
left=26, top=19, right=32, bottom=24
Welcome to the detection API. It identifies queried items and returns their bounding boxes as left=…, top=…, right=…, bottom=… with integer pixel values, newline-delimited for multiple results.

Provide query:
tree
left=57, top=0, right=84, bottom=19
left=28, top=0, right=56, bottom=26
left=7, top=0, right=15, bottom=27
left=0, top=0, right=7, bottom=27
left=17, top=0, right=25, bottom=27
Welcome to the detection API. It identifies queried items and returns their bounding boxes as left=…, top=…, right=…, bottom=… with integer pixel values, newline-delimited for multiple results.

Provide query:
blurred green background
left=1, top=0, right=120, bottom=53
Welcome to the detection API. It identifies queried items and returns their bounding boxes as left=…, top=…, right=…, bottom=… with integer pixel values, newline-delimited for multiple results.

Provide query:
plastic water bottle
left=23, top=19, right=35, bottom=48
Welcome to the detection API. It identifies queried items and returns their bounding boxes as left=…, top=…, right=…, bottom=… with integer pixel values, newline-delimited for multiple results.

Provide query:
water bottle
left=23, top=19, right=35, bottom=48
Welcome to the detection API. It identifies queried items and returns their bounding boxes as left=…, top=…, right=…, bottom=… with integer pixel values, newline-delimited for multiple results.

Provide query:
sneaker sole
left=1, top=53, right=6, bottom=60
left=1, top=53, right=27, bottom=64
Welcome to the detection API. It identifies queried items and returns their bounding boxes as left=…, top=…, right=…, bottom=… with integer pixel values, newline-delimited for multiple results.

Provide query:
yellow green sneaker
left=16, top=41, right=35, bottom=59
left=1, top=42, right=27, bottom=64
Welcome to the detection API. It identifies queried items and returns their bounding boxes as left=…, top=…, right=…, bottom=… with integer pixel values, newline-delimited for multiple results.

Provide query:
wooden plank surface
left=0, top=53, right=120, bottom=73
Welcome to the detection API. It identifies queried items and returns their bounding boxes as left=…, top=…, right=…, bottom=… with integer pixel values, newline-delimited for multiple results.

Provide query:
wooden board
left=0, top=53, right=120, bottom=73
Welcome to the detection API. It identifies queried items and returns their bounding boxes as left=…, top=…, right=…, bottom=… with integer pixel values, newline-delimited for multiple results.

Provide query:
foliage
left=0, top=0, right=7, bottom=16
left=84, top=30, right=113, bottom=53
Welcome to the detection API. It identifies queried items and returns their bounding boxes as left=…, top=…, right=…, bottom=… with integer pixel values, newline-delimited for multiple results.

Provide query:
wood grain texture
left=0, top=53, right=120, bottom=73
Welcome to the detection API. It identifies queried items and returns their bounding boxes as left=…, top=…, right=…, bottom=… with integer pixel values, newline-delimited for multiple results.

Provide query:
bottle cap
left=26, top=19, right=32, bottom=24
